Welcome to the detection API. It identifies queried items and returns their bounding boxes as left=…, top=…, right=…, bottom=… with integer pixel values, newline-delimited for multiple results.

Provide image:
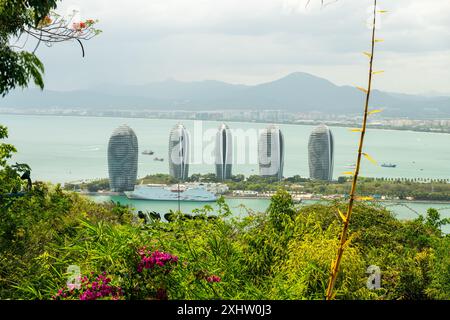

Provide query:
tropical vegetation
left=1, top=127, right=449, bottom=299
left=1, top=0, right=449, bottom=301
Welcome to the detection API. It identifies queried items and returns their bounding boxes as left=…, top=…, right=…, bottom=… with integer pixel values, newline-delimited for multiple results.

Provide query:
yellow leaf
left=356, top=86, right=368, bottom=93
left=375, top=39, right=384, bottom=43
left=363, top=152, right=378, bottom=165
left=368, top=109, right=382, bottom=115
left=356, top=196, right=374, bottom=201
left=372, top=70, right=385, bottom=75
left=377, top=10, right=389, bottom=13
left=338, top=209, right=347, bottom=223
left=363, top=52, right=372, bottom=58
left=349, top=128, right=363, bottom=132
left=331, top=259, right=335, bottom=270
left=342, top=171, right=354, bottom=176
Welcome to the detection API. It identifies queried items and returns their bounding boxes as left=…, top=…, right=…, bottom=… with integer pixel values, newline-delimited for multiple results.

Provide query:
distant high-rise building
left=215, top=123, right=233, bottom=181
left=258, top=125, right=284, bottom=180
left=168, top=123, right=190, bottom=180
left=308, top=124, right=334, bottom=181
left=108, top=125, right=138, bottom=192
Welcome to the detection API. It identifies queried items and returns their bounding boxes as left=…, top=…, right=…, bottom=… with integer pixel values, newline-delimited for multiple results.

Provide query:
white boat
left=125, top=185, right=217, bottom=202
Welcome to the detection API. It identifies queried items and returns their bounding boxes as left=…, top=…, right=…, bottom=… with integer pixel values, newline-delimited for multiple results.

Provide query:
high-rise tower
left=215, top=123, right=233, bottom=181
left=308, top=124, right=334, bottom=181
left=107, top=125, right=138, bottom=192
left=258, top=125, right=284, bottom=180
left=168, top=123, right=190, bottom=181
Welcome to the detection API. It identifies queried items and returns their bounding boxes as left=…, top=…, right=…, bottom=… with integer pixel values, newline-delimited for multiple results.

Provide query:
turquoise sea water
left=89, top=195, right=450, bottom=234
left=2, top=114, right=450, bottom=232
left=2, top=114, right=450, bottom=183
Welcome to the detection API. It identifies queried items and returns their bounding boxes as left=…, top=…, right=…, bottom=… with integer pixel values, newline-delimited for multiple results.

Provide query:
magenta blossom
left=137, top=248, right=179, bottom=273
left=206, top=275, right=221, bottom=283
left=52, top=272, right=123, bottom=301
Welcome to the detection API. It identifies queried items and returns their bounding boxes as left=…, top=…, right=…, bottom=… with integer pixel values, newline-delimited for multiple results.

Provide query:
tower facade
left=215, top=123, right=233, bottom=181
left=308, top=124, right=334, bottom=181
left=108, top=125, right=138, bottom=192
left=258, top=125, right=284, bottom=180
left=168, top=123, right=190, bottom=181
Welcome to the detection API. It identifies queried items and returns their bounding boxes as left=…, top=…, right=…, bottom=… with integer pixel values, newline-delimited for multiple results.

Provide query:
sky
left=30, top=0, right=450, bottom=95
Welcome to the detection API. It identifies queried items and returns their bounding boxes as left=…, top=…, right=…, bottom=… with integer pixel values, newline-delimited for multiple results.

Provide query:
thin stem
left=325, top=0, right=378, bottom=300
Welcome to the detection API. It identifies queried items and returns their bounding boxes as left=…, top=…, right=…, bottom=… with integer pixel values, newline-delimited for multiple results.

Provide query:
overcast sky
left=34, top=0, right=450, bottom=95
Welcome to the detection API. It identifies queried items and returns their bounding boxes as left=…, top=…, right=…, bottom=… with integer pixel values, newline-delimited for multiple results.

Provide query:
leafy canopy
left=0, top=0, right=59, bottom=96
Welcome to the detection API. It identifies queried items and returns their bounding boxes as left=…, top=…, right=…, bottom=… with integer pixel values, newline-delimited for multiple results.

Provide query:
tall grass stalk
left=325, top=0, right=382, bottom=300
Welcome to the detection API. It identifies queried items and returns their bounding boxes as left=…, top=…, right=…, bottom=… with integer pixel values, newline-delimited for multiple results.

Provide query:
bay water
left=1, top=114, right=449, bottom=232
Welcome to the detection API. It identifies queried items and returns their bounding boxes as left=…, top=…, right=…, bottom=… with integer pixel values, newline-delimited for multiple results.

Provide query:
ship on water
left=124, top=184, right=218, bottom=202
left=381, top=163, right=397, bottom=168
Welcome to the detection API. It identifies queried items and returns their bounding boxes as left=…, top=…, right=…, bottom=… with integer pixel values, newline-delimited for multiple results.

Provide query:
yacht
left=125, top=184, right=217, bottom=202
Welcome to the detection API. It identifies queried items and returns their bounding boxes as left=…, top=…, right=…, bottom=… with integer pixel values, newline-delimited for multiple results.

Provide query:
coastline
left=2, top=111, right=450, bottom=135
left=81, top=191, right=450, bottom=205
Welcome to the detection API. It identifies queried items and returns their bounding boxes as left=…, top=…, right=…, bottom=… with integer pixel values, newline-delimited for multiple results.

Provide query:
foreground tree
left=0, top=0, right=100, bottom=96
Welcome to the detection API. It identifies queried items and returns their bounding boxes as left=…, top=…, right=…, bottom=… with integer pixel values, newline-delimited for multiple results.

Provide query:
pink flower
left=136, top=247, right=179, bottom=272
left=206, top=275, right=221, bottom=283
left=53, top=272, right=123, bottom=300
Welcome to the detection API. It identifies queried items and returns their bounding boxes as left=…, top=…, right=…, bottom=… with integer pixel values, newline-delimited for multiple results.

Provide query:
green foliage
left=1, top=127, right=450, bottom=300
left=0, top=125, right=29, bottom=196
left=1, top=165, right=449, bottom=301
left=64, top=178, right=110, bottom=192
left=187, top=173, right=217, bottom=183
left=231, top=174, right=245, bottom=182
left=0, top=125, right=16, bottom=167
left=425, top=208, right=450, bottom=233
left=139, top=174, right=177, bottom=185
left=0, top=0, right=59, bottom=96
left=267, top=188, right=295, bottom=230
left=272, top=225, right=369, bottom=300
left=0, top=48, right=45, bottom=95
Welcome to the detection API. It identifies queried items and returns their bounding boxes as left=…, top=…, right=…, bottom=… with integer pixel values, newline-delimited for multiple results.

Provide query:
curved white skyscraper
left=308, top=124, right=334, bottom=181
left=108, top=125, right=138, bottom=192
left=215, top=123, right=233, bottom=181
left=258, top=125, right=284, bottom=180
left=168, top=123, right=190, bottom=181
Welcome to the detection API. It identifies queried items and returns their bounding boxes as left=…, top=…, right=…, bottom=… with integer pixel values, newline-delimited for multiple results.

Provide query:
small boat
left=381, top=163, right=397, bottom=168
left=154, top=157, right=164, bottom=161
left=142, top=150, right=154, bottom=155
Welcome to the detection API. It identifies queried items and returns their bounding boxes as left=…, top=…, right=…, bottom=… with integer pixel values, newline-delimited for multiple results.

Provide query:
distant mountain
left=1, top=72, right=449, bottom=118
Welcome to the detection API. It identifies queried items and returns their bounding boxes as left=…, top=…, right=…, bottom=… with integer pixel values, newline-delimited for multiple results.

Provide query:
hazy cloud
left=31, top=0, right=450, bottom=95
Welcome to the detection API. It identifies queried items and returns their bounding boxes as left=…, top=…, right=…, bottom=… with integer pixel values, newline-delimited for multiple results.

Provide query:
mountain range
left=1, top=72, right=449, bottom=118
